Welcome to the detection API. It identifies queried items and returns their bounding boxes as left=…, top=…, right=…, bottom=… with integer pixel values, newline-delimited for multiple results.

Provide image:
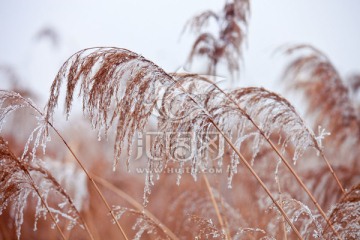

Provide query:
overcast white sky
left=1, top=0, right=360, bottom=105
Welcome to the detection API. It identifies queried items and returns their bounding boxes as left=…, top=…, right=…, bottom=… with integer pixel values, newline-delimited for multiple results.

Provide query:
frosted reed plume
left=0, top=137, right=85, bottom=239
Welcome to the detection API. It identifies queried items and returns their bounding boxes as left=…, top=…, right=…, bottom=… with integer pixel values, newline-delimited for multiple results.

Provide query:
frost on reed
left=0, top=137, right=81, bottom=239
left=165, top=74, right=325, bottom=186
left=268, top=197, right=323, bottom=239
left=1, top=44, right=359, bottom=238
left=0, top=90, right=49, bottom=161
left=166, top=188, right=256, bottom=238
left=324, top=184, right=360, bottom=240
left=44, top=47, right=326, bottom=201
left=111, top=206, right=170, bottom=240
left=0, top=90, right=91, bottom=239
left=45, top=47, right=173, bottom=173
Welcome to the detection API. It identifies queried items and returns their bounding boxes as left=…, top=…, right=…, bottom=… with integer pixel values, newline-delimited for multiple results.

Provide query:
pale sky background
left=0, top=0, right=360, bottom=108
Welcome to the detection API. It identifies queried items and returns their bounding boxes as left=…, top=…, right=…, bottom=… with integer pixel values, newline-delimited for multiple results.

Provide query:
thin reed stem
left=202, top=174, right=231, bottom=240
left=275, top=165, right=288, bottom=240
left=163, top=72, right=304, bottom=238
left=24, top=101, right=128, bottom=240
left=49, top=124, right=129, bottom=240
left=320, top=152, right=345, bottom=193
left=5, top=142, right=67, bottom=240
left=209, top=119, right=303, bottom=239
left=93, top=175, right=179, bottom=240
left=197, top=79, right=342, bottom=238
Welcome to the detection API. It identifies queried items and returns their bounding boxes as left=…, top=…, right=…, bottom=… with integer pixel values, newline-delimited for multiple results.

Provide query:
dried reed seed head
left=152, top=74, right=326, bottom=191
left=45, top=47, right=174, bottom=171
left=0, top=90, right=34, bottom=134
left=111, top=206, right=170, bottom=240
left=185, top=0, right=250, bottom=79
left=0, top=136, right=83, bottom=239
left=283, top=45, right=360, bottom=146
left=324, top=184, right=360, bottom=239
left=43, top=46, right=342, bottom=221
left=1, top=90, right=52, bottom=163
left=268, top=196, right=324, bottom=238
left=168, top=188, right=247, bottom=235
left=168, top=74, right=321, bottom=163
left=185, top=11, right=219, bottom=33
left=224, top=0, right=250, bottom=23
left=189, top=215, right=226, bottom=239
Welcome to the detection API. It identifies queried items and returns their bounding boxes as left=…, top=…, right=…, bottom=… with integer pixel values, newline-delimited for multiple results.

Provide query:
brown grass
left=1, top=1, right=359, bottom=240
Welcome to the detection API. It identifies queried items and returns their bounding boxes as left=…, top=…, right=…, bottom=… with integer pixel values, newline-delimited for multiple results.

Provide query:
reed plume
left=45, top=47, right=323, bottom=191
left=2, top=40, right=356, bottom=238
left=44, top=46, right=348, bottom=238
left=0, top=136, right=88, bottom=239
left=1, top=0, right=359, bottom=238
left=324, top=184, right=360, bottom=239
left=184, top=0, right=250, bottom=79
left=282, top=45, right=360, bottom=151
